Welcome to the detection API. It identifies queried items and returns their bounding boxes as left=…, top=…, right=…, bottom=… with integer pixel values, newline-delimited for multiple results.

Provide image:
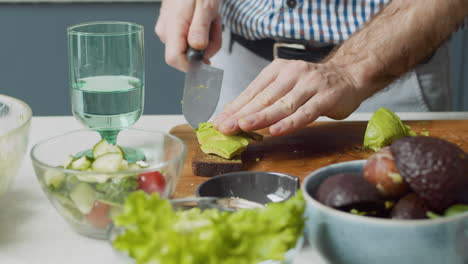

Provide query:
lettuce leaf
left=113, top=191, right=305, bottom=264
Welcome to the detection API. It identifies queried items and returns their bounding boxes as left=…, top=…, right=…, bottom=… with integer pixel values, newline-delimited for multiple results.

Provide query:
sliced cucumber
left=136, top=160, right=149, bottom=168
left=112, top=173, right=137, bottom=181
left=51, top=192, right=83, bottom=221
left=63, top=175, right=80, bottom=190
left=113, top=162, right=143, bottom=179
left=128, top=162, right=143, bottom=170
left=62, top=204, right=84, bottom=222
left=92, top=153, right=124, bottom=173
left=69, top=156, right=92, bottom=171
left=51, top=192, right=76, bottom=208
left=92, top=139, right=123, bottom=158
left=76, top=173, right=113, bottom=184
left=69, top=183, right=96, bottom=214
left=96, top=199, right=122, bottom=208
left=63, top=155, right=75, bottom=169
left=119, top=159, right=129, bottom=171
left=43, top=168, right=65, bottom=189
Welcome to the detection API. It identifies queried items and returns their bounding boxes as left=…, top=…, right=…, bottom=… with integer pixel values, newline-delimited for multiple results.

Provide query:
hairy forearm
left=328, top=0, right=468, bottom=101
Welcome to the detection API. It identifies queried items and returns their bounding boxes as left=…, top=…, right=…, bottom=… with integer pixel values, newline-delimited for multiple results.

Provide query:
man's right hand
left=155, top=0, right=222, bottom=72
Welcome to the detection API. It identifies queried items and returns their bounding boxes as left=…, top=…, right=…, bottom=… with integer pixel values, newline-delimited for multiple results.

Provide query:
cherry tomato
left=86, top=201, right=112, bottom=229
left=138, top=171, right=166, bottom=195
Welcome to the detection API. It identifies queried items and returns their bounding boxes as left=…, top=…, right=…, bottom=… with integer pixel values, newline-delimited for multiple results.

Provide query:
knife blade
left=182, top=48, right=224, bottom=129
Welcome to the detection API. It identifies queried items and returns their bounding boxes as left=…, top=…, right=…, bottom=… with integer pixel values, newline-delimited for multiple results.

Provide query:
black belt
left=229, top=32, right=336, bottom=62
left=229, top=32, right=435, bottom=65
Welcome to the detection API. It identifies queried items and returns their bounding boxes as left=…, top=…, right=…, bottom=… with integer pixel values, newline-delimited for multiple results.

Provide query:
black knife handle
left=186, top=47, right=205, bottom=62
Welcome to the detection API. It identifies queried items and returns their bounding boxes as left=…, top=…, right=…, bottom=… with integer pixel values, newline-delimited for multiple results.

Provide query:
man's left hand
left=213, top=59, right=362, bottom=136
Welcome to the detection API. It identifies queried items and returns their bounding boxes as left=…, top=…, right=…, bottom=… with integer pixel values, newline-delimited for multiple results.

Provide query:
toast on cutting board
left=191, top=123, right=263, bottom=177
left=192, top=148, right=244, bottom=177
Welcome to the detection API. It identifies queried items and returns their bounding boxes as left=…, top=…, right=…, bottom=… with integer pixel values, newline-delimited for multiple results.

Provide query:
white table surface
left=2, top=113, right=467, bottom=264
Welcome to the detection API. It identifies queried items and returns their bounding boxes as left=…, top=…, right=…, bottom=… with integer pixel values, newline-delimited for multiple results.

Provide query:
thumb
left=188, top=0, right=219, bottom=50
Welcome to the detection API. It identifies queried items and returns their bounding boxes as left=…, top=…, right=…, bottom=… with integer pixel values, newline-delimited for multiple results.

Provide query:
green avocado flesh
left=364, top=107, right=409, bottom=152
left=196, top=122, right=250, bottom=159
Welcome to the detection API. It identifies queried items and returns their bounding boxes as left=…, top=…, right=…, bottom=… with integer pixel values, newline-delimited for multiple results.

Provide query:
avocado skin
left=315, top=173, right=384, bottom=211
left=390, top=136, right=468, bottom=213
left=391, top=193, right=429, bottom=219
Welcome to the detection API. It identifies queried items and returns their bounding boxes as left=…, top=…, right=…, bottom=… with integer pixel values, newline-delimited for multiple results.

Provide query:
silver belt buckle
left=273, top=42, right=306, bottom=59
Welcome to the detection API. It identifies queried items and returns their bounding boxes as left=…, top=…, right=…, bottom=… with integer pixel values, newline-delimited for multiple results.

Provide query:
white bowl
left=0, top=94, right=32, bottom=196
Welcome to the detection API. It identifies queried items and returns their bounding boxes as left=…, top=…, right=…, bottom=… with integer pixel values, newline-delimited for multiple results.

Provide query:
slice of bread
left=192, top=148, right=243, bottom=177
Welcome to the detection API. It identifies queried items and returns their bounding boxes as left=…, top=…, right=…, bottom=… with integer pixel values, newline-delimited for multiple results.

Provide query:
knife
left=182, top=47, right=224, bottom=129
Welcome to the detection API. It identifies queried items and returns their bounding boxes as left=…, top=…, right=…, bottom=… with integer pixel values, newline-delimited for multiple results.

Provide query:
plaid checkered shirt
left=220, top=0, right=467, bottom=44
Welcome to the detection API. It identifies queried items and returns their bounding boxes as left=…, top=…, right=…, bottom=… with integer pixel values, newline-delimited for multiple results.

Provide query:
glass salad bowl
left=30, top=128, right=186, bottom=239
left=108, top=194, right=305, bottom=264
left=0, top=94, right=32, bottom=196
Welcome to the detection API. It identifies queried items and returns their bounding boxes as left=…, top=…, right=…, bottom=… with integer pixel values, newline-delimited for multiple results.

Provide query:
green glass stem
left=122, top=147, right=146, bottom=163
left=100, top=130, right=119, bottom=144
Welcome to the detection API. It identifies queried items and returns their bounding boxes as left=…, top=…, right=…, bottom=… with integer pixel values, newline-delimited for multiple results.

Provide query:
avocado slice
left=195, top=122, right=255, bottom=159
left=200, top=139, right=248, bottom=159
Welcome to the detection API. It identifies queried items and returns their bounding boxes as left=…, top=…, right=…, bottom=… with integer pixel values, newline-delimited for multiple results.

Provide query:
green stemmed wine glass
left=67, top=21, right=144, bottom=161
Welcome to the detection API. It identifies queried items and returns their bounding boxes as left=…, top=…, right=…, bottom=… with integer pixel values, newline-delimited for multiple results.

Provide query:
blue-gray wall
left=0, top=3, right=467, bottom=115
left=0, top=3, right=184, bottom=116
left=450, top=29, right=468, bottom=111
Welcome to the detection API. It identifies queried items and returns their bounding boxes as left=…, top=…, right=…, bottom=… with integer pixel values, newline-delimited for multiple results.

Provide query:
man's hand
left=213, top=59, right=362, bottom=136
left=155, top=0, right=222, bottom=72
left=214, top=0, right=467, bottom=137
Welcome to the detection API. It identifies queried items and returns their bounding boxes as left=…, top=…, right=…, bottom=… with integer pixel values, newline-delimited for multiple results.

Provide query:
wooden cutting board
left=170, top=120, right=468, bottom=198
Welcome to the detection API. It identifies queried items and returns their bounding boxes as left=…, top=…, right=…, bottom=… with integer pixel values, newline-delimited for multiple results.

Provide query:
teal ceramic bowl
left=302, top=160, right=468, bottom=264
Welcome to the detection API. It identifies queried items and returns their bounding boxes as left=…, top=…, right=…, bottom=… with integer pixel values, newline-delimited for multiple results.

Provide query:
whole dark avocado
left=390, top=136, right=468, bottom=213
left=391, top=193, right=430, bottom=219
left=315, top=173, right=384, bottom=213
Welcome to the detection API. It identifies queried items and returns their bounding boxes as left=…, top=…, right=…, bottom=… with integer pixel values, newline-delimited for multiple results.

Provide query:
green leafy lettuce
left=113, top=191, right=305, bottom=264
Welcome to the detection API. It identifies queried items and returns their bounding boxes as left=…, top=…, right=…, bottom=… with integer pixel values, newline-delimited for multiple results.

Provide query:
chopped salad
left=43, top=139, right=166, bottom=229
